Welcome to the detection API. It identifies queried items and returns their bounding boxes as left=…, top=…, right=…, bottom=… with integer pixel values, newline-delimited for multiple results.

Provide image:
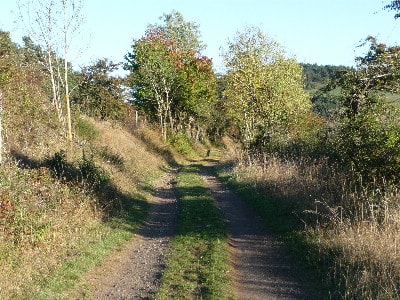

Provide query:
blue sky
left=1, top=0, right=400, bottom=72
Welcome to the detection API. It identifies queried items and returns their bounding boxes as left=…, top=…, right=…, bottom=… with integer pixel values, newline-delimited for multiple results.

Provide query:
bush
left=78, top=156, right=109, bottom=189
left=75, top=117, right=99, bottom=141
left=334, top=102, right=400, bottom=182
left=168, top=132, right=196, bottom=156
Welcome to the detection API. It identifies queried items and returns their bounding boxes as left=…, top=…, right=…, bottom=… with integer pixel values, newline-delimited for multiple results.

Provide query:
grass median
left=155, top=164, right=234, bottom=300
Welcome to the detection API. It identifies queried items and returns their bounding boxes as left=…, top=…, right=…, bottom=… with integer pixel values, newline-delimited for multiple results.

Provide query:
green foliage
left=125, top=11, right=217, bottom=140
left=223, top=26, right=311, bottom=150
left=301, top=63, right=350, bottom=90
left=335, top=101, right=400, bottom=180
left=73, top=59, right=124, bottom=121
left=323, top=37, right=400, bottom=182
left=78, top=155, right=109, bottom=189
left=75, top=117, right=99, bottom=141
left=168, top=131, right=196, bottom=156
left=149, top=10, right=205, bottom=52
left=311, top=89, right=342, bottom=121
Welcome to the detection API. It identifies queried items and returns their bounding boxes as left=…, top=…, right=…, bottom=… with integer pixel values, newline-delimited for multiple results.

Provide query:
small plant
left=45, top=150, right=68, bottom=179
left=75, top=117, right=99, bottom=141
left=79, top=156, right=109, bottom=189
left=168, top=131, right=196, bottom=156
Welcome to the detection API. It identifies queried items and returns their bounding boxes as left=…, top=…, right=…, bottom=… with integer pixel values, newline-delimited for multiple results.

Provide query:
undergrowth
left=0, top=116, right=173, bottom=299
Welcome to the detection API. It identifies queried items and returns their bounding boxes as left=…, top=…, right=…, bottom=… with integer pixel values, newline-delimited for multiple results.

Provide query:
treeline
left=2, top=4, right=400, bottom=187
left=301, top=63, right=351, bottom=89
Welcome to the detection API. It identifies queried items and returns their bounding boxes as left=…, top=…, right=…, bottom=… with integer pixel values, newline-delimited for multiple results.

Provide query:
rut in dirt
left=200, top=161, right=313, bottom=300
left=84, top=161, right=313, bottom=300
left=86, top=170, right=178, bottom=300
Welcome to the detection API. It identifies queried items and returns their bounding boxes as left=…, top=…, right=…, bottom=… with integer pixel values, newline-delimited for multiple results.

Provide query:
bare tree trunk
left=18, top=0, right=84, bottom=142
left=63, top=0, right=73, bottom=141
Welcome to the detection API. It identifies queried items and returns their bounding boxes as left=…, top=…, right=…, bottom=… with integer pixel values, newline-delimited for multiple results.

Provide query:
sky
left=1, top=0, right=400, bottom=73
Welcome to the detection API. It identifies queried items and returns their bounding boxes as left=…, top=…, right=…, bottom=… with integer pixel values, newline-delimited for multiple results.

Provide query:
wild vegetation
left=2, top=0, right=400, bottom=298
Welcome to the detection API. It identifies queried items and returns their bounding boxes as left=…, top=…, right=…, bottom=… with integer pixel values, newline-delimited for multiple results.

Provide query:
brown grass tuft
left=229, top=153, right=400, bottom=298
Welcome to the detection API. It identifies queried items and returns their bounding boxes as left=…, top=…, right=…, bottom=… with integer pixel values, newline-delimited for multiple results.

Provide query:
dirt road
left=75, top=161, right=313, bottom=299
left=201, top=162, right=312, bottom=299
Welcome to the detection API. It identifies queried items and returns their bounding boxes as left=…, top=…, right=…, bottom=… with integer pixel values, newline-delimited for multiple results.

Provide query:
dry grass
left=0, top=109, right=172, bottom=298
left=228, top=153, right=400, bottom=299
left=87, top=118, right=169, bottom=188
left=0, top=162, right=103, bottom=298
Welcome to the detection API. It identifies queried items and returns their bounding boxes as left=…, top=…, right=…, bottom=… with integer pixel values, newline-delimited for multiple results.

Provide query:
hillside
left=0, top=77, right=179, bottom=297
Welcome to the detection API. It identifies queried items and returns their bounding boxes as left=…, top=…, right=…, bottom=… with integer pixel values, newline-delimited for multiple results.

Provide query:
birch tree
left=17, top=0, right=85, bottom=141
left=125, top=11, right=216, bottom=140
left=223, top=26, right=311, bottom=149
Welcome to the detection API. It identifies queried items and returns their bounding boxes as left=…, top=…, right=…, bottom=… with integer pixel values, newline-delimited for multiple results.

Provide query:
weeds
left=0, top=121, right=171, bottom=299
left=221, top=153, right=400, bottom=299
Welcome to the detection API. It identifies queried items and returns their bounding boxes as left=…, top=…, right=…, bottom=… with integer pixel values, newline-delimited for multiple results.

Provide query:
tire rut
left=83, top=170, right=179, bottom=300
left=200, top=162, right=312, bottom=300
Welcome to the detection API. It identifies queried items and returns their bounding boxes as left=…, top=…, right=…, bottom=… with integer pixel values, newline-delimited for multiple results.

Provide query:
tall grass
left=226, top=153, right=400, bottom=299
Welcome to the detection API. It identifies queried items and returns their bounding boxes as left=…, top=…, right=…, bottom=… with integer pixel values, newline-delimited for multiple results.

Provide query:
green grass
left=34, top=222, right=134, bottom=299
left=155, top=164, right=234, bottom=300
left=32, top=190, right=149, bottom=300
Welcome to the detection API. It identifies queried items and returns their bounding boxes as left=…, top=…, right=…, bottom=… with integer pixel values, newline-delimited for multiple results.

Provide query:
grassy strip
left=155, top=164, right=234, bottom=300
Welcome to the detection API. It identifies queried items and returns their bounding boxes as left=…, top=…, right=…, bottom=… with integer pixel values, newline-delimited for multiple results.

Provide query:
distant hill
left=301, top=63, right=351, bottom=90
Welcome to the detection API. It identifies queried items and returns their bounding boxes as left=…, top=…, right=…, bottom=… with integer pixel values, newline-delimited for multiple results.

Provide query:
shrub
left=75, top=117, right=99, bottom=141
left=168, top=131, right=196, bottom=156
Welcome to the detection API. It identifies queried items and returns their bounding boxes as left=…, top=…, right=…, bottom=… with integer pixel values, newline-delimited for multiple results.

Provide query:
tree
left=223, top=26, right=311, bottom=150
left=149, top=10, right=205, bottom=53
left=17, top=0, right=85, bottom=141
left=384, top=0, right=400, bottom=18
left=126, top=29, right=180, bottom=140
left=125, top=11, right=217, bottom=140
left=73, top=59, right=124, bottom=120
left=327, top=37, right=400, bottom=181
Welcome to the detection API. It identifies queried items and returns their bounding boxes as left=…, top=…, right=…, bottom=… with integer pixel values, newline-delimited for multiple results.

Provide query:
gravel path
left=84, top=170, right=178, bottom=300
left=200, top=162, right=313, bottom=300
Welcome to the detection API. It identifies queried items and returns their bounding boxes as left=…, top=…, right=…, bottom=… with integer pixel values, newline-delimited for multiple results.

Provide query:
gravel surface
left=200, top=162, right=313, bottom=300
left=84, top=170, right=178, bottom=300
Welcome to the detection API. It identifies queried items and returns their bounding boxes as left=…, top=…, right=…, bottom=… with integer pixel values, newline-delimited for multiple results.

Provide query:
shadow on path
left=86, top=169, right=179, bottom=300
left=200, top=161, right=313, bottom=300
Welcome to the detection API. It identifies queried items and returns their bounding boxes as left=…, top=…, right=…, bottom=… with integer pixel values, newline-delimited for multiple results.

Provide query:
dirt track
left=201, top=162, right=312, bottom=299
left=79, top=170, right=178, bottom=300
left=75, top=161, right=313, bottom=299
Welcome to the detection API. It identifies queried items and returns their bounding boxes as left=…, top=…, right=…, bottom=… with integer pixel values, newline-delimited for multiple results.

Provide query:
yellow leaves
left=223, top=26, right=311, bottom=146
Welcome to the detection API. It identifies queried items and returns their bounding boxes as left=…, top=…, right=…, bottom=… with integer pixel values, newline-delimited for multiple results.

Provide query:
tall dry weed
left=231, top=153, right=400, bottom=298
